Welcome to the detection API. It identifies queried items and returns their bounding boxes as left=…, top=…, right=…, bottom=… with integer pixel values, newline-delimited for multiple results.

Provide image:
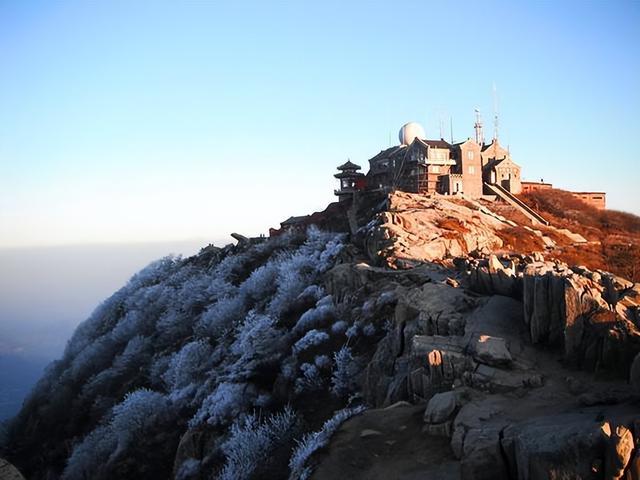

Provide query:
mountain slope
left=3, top=191, right=640, bottom=480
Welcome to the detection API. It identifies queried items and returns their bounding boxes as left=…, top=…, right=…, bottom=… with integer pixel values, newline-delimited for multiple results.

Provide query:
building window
left=432, top=165, right=440, bottom=173
left=467, top=151, right=473, bottom=160
left=468, top=166, right=475, bottom=174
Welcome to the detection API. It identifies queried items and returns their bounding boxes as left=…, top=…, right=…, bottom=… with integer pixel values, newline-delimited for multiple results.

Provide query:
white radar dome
left=398, top=122, right=426, bottom=145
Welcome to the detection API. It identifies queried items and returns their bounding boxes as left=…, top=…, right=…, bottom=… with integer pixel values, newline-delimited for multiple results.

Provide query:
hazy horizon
left=0, top=239, right=219, bottom=358
left=0, top=239, right=214, bottom=420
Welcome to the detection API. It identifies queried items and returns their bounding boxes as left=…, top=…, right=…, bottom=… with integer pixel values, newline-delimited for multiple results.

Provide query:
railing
left=485, top=183, right=550, bottom=226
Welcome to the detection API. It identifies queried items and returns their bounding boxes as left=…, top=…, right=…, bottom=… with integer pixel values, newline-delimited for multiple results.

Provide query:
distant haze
left=0, top=240, right=216, bottom=357
left=0, top=240, right=215, bottom=420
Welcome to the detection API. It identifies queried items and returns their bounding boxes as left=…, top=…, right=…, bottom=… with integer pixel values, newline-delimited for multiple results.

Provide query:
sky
left=0, top=1, right=639, bottom=249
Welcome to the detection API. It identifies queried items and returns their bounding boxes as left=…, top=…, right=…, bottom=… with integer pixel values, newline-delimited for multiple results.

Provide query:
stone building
left=481, top=139, right=522, bottom=194
left=343, top=120, right=521, bottom=199
left=522, top=181, right=607, bottom=209
left=333, top=117, right=605, bottom=208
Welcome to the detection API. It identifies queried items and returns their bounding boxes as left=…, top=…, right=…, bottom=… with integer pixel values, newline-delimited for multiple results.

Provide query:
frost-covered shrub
left=294, top=363, right=323, bottom=394
left=163, top=340, right=212, bottom=391
left=314, top=355, right=331, bottom=369
left=240, top=262, right=279, bottom=302
left=63, top=388, right=169, bottom=479
left=110, top=389, right=169, bottom=449
left=362, top=323, right=376, bottom=336
left=62, top=425, right=118, bottom=479
left=267, top=253, right=315, bottom=318
left=331, top=320, right=348, bottom=335
left=110, top=310, right=144, bottom=343
left=219, top=407, right=299, bottom=480
left=297, top=285, right=325, bottom=303
left=229, top=312, right=282, bottom=379
left=377, top=290, right=397, bottom=306
left=280, top=356, right=298, bottom=381
left=189, top=382, right=255, bottom=427
left=198, top=295, right=246, bottom=336
left=331, top=346, right=359, bottom=398
left=293, top=329, right=329, bottom=354
left=112, top=335, right=149, bottom=371
left=175, top=458, right=201, bottom=480
left=288, top=406, right=365, bottom=480
left=345, top=323, right=359, bottom=339
left=293, top=303, right=335, bottom=335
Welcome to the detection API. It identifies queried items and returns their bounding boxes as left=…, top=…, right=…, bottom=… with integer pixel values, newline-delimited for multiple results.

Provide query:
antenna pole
left=493, top=82, right=499, bottom=141
left=474, top=108, right=484, bottom=145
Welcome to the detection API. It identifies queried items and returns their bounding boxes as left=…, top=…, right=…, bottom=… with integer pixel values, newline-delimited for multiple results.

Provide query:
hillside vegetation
left=519, top=188, right=640, bottom=282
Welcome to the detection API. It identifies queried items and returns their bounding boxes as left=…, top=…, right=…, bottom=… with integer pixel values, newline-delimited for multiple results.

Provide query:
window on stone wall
left=467, top=151, right=473, bottom=160
left=468, top=166, right=475, bottom=174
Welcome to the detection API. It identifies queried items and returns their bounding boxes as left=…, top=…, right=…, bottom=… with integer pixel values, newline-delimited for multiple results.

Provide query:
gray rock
left=501, top=414, right=611, bottom=480
left=472, top=334, right=512, bottom=367
left=360, top=429, right=383, bottom=439
left=461, top=427, right=509, bottom=480
left=423, top=391, right=457, bottom=424
left=0, top=459, right=26, bottom=480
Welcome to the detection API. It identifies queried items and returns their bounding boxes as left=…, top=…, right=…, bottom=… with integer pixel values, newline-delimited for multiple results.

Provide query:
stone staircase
left=484, top=183, right=550, bottom=226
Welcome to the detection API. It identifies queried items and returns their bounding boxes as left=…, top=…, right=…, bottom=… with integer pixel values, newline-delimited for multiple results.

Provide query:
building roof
left=415, top=138, right=451, bottom=149
left=368, top=145, right=405, bottom=162
left=485, top=155, right=520, bottom=170
left=334, top=171, right=365, bottom=179
left=336, top=160, right=361, bottom=170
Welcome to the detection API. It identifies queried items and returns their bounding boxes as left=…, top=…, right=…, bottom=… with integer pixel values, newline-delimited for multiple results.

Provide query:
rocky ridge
left=312, top=191, right=640, bottom=479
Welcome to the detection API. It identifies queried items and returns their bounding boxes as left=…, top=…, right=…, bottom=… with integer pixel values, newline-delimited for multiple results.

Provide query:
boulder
left=423, top=391, right=457, bottom=424
left=601, top=422, right=635, bottom=480
left=501, top=414, right=610, bottom=480
left=0, top=459, right=26, bottom=480
left=472, top=335, right=512, bottom=367
left=461, top=427, right=509, bottom=480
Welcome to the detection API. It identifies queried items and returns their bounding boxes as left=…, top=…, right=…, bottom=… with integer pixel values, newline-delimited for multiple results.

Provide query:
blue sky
left=1, top=0, right=639, bottom=247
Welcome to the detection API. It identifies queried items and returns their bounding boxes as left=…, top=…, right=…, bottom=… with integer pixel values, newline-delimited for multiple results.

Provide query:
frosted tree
left=219, top=407, right=300, bottom=480
left=331, top=346, right=359, bottom=398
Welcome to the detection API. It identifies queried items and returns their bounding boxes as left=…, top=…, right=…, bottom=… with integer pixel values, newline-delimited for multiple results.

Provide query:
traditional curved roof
left=334, top=171, right=365, bottom=179
left=337, top=160, right=361, bottom=170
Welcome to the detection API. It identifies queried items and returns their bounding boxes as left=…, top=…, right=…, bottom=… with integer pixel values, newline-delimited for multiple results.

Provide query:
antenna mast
left=449, top=117, right=454, bottom=144
left=474, top=108, right=484, bottom=145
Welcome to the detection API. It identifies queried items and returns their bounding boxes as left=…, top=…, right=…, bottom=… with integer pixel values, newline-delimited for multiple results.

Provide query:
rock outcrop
left=314, top=192, right=640, bottom=480
left=363, top=192, right=506, bottom=268
left=463, top=254, right=640, bottom=377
